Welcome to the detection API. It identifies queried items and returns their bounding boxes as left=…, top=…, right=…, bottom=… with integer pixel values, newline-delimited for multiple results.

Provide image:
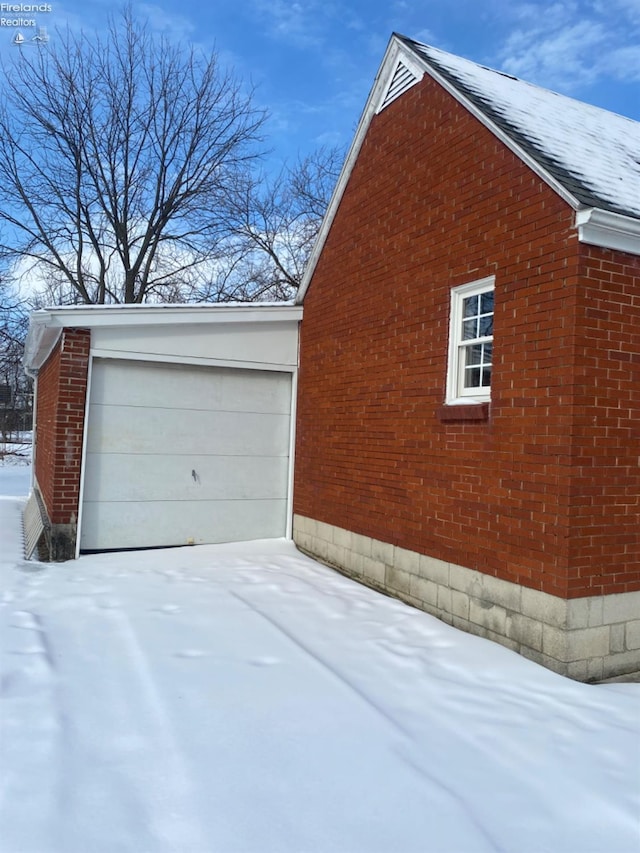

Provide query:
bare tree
left=201, top=145, right=343, bottom=302
left=0, top=9, right=266, bottom=304
left=0, top=279, right=31, bottom=440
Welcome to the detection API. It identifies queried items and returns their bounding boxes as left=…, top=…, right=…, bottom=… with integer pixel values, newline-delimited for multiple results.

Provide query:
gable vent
left=378, top=60, right=420, bottom=112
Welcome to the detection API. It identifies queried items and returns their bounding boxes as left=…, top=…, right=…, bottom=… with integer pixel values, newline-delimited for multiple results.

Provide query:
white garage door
left=80, top=359, right=292, bottom=551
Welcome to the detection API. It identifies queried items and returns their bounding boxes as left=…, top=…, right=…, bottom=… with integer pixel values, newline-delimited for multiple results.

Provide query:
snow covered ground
left=1, top=463, right=639, bottom=853
left=0, top=438, right=32, bottom=497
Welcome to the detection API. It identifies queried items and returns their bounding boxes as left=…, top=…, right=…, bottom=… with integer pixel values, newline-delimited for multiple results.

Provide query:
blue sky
left=2, top=0, right=639, bottom=170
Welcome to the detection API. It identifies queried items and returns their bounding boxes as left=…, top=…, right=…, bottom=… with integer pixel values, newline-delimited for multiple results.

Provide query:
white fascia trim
left=416, top=62, right=582, bottom=214
left=296, top=36, right=424, bottom=304
left=576, top=208, right=640, bottom=256
left=28, top=302, right=302, bottom=328
left=24, top=303, right=303, bottom=372
left=417, top=57, right=640, bottom=248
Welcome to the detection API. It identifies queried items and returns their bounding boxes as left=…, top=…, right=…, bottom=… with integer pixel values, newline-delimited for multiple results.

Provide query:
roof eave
left=418, top=55, right=640, bottom=252
left=576, top=208, right=640, bottom=255
left=23, top=302, right=304, bottom=373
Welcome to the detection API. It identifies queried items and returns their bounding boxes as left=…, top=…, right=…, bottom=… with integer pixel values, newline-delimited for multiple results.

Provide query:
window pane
left=465, top=344, right=483, bottom=365
left=484, top=343, right=493, bottom=363
left=464, top=367, right=481, bottom=388
left=462, top=318, right=477, bottom=340
left=481, top=366, right=492, bottom=387
left=462, top=295, right=478, bottom=318
left=480, top=291, right=494, bottom=314
left=479, top=315, right=493, bottom=337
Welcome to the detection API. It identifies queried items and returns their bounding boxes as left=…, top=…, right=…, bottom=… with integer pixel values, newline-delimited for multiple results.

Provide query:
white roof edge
left=24, top=302, right=303, bottom=373
left=28, top=302, right=302, bottom=328
left=576, top=208, right=640, bottom=255
left=296, top=36, right=640, bottom=305
left=28, top=301, right=300, bottom=320
left=296, top=35, right=423, bottom=304
left=412, top=53, right=584, bottom=213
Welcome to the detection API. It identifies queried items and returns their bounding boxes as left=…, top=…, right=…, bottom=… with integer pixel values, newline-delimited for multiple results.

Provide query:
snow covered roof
left=297, top=34, right=640, bottom=302
left=398, top=35, right=640, bottom=221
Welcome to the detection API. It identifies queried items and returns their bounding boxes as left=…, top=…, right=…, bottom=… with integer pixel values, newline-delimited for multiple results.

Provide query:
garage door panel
left=91, top=359, right=292, bottom=413
left=86, top=405, right=291, bottom=457
left=80, top=499, right=288, bottom=550
left=83, top=453, right=289, bottom=502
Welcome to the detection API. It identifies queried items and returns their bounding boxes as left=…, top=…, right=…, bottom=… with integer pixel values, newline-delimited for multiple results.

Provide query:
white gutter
left=575, top=208, right=640, bottom=255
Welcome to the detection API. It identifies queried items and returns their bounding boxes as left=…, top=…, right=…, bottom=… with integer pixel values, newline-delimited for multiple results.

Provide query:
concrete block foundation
left=293, top=514, right=640, bottom=682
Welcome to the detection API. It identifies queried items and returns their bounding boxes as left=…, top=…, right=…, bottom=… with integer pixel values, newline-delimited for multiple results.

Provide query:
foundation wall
left=294, top=514, right=640, bottom=682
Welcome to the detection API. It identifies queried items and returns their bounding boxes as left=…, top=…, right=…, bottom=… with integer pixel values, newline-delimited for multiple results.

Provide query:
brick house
left=23, top=35, right=640, bottom=681
left=292, top=35, right=640, bottom=681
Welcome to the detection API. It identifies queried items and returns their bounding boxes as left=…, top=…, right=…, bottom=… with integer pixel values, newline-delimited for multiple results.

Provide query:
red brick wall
left=294, top=74, right=639, bottom=599
left=34, top=336, right=62, bottom=515
left=35, top=328, right=90, bottom=525
left=565, top=247, right=640, bottom=595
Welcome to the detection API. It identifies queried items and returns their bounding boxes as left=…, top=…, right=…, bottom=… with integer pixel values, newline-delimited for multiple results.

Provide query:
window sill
left=436, top=402, right=490, bottom=422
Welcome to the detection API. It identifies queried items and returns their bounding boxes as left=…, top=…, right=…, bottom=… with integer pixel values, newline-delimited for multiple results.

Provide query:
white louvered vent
left=378, top=60, right=420, bottom=112
left=23, top=488, right=47, bottom=559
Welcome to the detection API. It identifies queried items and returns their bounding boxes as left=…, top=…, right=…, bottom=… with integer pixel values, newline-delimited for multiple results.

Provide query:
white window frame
left=446, top=276, right=495, bottom=405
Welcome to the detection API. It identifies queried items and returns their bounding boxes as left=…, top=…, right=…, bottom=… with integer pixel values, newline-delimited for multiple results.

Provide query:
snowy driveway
left=1, top=476, right=639, bottom=852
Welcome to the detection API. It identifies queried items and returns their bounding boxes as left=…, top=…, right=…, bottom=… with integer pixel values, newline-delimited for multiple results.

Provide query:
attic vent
left=378, top=60, right=420, bottom=112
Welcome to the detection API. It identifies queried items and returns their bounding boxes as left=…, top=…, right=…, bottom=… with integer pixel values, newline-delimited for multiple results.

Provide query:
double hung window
left=446, top=277, right=494, bottom=404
